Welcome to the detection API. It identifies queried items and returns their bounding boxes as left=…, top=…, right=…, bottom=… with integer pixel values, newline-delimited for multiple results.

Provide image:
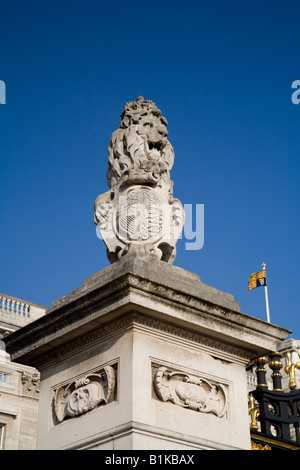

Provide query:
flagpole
left=262, top=262, right=270, bottom=323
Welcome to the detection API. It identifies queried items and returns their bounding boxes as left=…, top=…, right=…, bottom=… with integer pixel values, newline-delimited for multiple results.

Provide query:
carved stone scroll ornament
left=94, top=96, right=184, bottom=264
left=153, top=367, right=227, bottom=417
left=54, top=366, right=115, bottom=423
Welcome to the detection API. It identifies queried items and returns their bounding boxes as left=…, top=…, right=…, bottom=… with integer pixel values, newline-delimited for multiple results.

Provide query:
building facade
left=0, top=294, right=47, bottom=450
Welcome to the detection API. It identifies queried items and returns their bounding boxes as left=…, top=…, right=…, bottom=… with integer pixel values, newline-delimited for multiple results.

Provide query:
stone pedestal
left=4, top=257, right=290, bottom=450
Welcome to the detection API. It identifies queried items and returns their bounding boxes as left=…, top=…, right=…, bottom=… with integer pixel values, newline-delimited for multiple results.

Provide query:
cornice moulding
left=4, top=257, right=291, bottom=368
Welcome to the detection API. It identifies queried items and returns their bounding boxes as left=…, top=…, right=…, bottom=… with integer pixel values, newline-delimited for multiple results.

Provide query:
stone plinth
left=4, top=257, right=290, bottom=450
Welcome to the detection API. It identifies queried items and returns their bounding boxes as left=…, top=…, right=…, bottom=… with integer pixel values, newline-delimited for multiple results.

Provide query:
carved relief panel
left=21, top=371, right=40, bottom=398
left=53, top=364, right=116, bottom=424
left=153, top=365, right=228, bottom=418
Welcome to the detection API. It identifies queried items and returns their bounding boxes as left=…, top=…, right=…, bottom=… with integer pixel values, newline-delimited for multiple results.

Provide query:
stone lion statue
left=94, top=96, right=184, bottom=264
left=106, top=96, right=175, bottom=193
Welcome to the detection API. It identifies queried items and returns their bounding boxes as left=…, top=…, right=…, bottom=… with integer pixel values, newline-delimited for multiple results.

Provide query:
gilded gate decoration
left=249, top=351, right=300, bottom=450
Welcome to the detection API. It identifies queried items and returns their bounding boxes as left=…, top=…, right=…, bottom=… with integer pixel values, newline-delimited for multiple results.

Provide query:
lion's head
left=106, top=97, right=174, bottom=191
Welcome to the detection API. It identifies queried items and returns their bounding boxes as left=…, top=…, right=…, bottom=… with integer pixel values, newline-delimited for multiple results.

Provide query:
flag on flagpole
left=248, top=263, right=270, bottom=322
left=248, top=270, right=267, bottom=291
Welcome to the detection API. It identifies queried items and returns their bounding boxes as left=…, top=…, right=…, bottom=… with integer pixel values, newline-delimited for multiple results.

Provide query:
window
left=0, top=373, right=10, bottom=384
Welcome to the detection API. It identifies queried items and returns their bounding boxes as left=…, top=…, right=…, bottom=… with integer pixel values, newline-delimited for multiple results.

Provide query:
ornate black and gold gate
left=249, top=351, right=300, bottom=450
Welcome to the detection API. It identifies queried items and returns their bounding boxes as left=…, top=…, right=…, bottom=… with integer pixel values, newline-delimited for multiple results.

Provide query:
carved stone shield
left=116, top=186, right=164, bottom=244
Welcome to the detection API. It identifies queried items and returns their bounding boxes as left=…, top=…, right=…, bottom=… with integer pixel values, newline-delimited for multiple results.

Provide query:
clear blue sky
left=1, top=1, right=299, bottom=340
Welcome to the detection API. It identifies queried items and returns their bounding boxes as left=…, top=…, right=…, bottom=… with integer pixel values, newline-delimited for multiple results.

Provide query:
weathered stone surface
left=94, top=97, right=184, bottom=264
left=4, top=256, right=290, bottom=369
left=3, top=257, right=291, bottom=450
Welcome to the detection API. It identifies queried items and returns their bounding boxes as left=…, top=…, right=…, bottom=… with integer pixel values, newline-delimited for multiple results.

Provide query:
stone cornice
left=23, top=312, right=256, bottom=369
left=4, top=258, right=291, bottom=368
